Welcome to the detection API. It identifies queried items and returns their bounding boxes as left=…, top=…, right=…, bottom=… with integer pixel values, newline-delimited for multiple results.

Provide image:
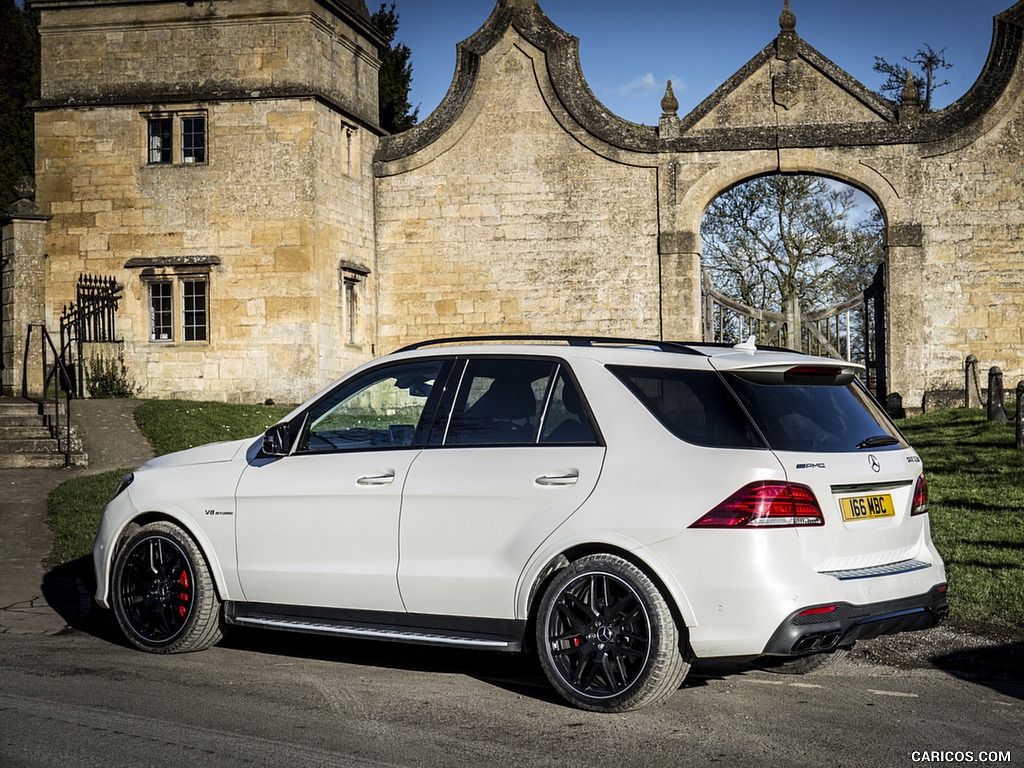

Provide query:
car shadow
left=46, top=558, right=1023, bottom=705
left=215, top=626, right=750, bottom=707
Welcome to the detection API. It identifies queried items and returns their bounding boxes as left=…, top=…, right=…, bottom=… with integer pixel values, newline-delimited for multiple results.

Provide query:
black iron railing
left=60, top=274, right=123, bottom=397
left=23, top=323, right=73, bottom=467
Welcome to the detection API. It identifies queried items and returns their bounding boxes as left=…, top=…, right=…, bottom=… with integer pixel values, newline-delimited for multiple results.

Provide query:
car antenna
left=733, top=335, right=758, bottom=353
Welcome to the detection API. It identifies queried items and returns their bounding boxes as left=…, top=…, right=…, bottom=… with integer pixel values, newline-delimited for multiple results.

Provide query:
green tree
left=700, top=175, right=883, bottom=315
left=874, top=45, right=952, bottom=111
left=371, top=2, right=418, bottom=134
left=0, top=0, right=39, bottom=209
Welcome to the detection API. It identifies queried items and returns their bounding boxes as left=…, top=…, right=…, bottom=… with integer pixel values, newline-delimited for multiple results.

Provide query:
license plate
left=839, top=494, right=895, bottom=521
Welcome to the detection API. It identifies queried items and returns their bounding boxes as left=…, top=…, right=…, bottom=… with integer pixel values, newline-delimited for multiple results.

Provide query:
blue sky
left=394, top=0, right=1016, bottom=125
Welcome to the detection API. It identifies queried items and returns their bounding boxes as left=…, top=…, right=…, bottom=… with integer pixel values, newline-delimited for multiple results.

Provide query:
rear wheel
left=112, top=521, right=223, bottom=653
left=536, top=554, right=689, bottom=712
left=752, top=647, right=850, bottom=675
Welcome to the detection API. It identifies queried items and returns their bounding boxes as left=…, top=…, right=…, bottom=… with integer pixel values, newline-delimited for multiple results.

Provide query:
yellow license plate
left=839, top=494, right=896, bottom=521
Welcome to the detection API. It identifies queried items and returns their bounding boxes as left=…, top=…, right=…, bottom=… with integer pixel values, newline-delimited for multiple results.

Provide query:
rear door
left=398, top=357, right=606, bottom=619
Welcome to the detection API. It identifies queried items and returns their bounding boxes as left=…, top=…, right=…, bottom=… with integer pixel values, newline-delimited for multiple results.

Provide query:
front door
left=234, top=358, right=452, bottom=612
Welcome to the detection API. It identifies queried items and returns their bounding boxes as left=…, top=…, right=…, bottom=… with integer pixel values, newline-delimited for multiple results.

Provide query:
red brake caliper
left=177, top=570, right=191, bottom=617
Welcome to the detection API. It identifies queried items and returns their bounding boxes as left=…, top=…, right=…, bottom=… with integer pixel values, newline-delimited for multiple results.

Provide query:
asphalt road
left=2, top=615, right=1021, bottom=768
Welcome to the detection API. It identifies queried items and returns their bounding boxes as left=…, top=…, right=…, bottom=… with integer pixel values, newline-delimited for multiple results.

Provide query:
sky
left=393, top=0, right=1017, bottom=125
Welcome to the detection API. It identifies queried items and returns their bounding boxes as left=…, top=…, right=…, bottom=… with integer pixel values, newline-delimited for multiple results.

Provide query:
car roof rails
left=396, top=334, right=708, bottom=355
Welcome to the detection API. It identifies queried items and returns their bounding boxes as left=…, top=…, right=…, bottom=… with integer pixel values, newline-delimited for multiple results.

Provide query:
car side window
left=298, top=359, right=448, bottom=453
left=444, top=359, right=555, bottom=445
left=539, top=368, right=598, bottom=445
left=608, top=364, right=766, bottom=449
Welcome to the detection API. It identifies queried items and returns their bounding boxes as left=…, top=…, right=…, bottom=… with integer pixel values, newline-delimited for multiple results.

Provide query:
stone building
left=12, top=0, right=384, bottom=403
left=3, top=0, right=1023, bottom=410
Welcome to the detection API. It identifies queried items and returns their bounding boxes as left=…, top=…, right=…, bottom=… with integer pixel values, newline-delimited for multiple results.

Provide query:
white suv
left=93, top=336, right=947, bottom=712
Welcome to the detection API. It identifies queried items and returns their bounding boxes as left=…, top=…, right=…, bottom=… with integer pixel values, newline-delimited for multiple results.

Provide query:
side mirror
left=262, top=423, right=292, bottom=457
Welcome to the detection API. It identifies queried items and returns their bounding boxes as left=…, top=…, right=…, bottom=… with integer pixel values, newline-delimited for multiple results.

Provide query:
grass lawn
left=48, top=400, right=1023, bottom=631
left=895, top=407, right=1024, bottom=630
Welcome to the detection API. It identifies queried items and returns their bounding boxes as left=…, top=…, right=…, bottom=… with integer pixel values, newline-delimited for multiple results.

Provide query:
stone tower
left=29, top=0, right=385, bottom=402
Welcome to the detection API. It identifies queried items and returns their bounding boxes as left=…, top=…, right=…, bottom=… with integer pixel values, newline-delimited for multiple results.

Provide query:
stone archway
left=694, top=171, right=889, bottom=396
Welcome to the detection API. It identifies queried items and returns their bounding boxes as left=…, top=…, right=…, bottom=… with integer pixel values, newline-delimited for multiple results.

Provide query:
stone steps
left=0, top=398, right=88, bottom=469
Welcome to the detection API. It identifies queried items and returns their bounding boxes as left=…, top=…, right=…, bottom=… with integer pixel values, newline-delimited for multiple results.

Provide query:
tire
left=752, top=646, right=851, bottom=675
left=111, top=521, right=223, bottom=653
left=535, top=554, right=690, bottom=712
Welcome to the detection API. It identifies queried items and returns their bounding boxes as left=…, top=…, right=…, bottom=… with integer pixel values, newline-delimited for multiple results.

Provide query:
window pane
left=723, top=374, right=907, bottom=453
left=300, top=360, right=448, bottom=453
left=149, top=281, right=173, bottom=341
left=148, top=118, right=172, bottom=164
left=445, top=359, right=555, bottom=446
left=345, top=280, right=357, bottom=344
left=182, top=279, right=207, bottom=341
left=539, top=369, right=597, bottom=444
left=182, top=117, right=205, bottom=163
left=608, top=365, right=765, bottom=449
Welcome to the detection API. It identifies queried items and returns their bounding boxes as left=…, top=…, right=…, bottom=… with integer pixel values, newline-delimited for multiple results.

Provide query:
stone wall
left=375, top=32, right=661, bottom=351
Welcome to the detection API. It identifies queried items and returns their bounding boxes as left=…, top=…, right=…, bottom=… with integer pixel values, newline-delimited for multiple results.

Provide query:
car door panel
left=234, top=452, right=415, bottom=611
left=398, top=446, right=605, bottom=618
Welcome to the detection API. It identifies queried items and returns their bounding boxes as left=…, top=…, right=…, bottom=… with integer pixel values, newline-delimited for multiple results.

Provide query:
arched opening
left=699, top=173, right=888, bottom=400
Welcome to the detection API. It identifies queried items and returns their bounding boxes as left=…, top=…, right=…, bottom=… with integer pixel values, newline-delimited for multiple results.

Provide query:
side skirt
left=223, top=601, right=526, bottom=652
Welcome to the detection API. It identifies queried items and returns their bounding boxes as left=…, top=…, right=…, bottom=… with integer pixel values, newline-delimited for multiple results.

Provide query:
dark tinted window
left=445, top=359, right=555, bottom=445
left=608, top=365, right=765, bottom=449
left=723, top=373, right=907, bottom=453
left=540, top=368, right=598, bottom=445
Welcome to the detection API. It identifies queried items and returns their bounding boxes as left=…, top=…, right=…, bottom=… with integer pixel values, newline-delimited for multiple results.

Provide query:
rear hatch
left=710, top=354, right=929, bottom=573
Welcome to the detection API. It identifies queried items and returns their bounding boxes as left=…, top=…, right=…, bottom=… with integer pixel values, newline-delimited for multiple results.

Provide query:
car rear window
left=722, top=372, right=908, bottom=453
left=608, top=365, right=766, bottom=449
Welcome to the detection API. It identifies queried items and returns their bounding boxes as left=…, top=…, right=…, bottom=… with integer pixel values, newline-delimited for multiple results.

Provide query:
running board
left=223, top=602, right=524, bottom=652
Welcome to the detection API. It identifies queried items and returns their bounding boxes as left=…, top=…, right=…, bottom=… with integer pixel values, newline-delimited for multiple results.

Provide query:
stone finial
left=659, top=81, right=681, bottom=139
left=776, top=0, right=798, bottom=61
left=901, top=68, right=921, bottom=108
left=780, top=0, right=796, bottom=33
left=8, top=175, right=41, bottom=216
left=661, top=80, right=679, bottom=117
left=897, top=68, right=922, bottom=125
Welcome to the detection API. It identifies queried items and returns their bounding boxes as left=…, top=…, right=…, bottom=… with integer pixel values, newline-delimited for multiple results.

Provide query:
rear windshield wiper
left=856, top=435, right=901, bottom=449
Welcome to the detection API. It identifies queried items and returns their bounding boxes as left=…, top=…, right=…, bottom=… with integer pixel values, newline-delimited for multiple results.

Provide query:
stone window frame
left=339, top=260, right=370, bottom=346
left=127, top=256, right=220, bottom=345
left=142, top=108, right=209, bottom=166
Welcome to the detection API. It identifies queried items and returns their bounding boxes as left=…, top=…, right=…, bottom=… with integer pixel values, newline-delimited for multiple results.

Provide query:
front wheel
left=535, top=554, right=690, bottom=712
left=111, top=521, right=223, bottom=653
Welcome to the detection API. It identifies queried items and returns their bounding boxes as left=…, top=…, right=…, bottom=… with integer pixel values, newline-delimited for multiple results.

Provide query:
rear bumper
left=760, top=584, right=948, bottom=656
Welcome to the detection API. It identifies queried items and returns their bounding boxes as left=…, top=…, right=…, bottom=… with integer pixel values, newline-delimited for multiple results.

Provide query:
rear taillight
left=911, top=473, right=929, bottom=516
left=690, top=482, right=825, bottom=528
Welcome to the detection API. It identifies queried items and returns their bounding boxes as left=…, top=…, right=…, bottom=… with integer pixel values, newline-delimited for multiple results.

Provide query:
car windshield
left=722, top=372, right=908, bottom=453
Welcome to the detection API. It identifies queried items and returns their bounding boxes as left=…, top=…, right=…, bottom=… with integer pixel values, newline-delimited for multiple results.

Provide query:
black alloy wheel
left=112, top=521, right=223, bottom=653
left=536, top=554, right=689, bottom=712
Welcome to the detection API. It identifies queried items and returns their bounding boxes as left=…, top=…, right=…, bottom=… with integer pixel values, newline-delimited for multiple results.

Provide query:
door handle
left=535, top=469, right=579, bottom=487
left=356, top=470, right=396, bottom=486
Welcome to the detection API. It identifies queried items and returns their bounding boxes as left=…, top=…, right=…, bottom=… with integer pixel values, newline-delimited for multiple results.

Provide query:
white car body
left=94, top=337, right=947, bottom=711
